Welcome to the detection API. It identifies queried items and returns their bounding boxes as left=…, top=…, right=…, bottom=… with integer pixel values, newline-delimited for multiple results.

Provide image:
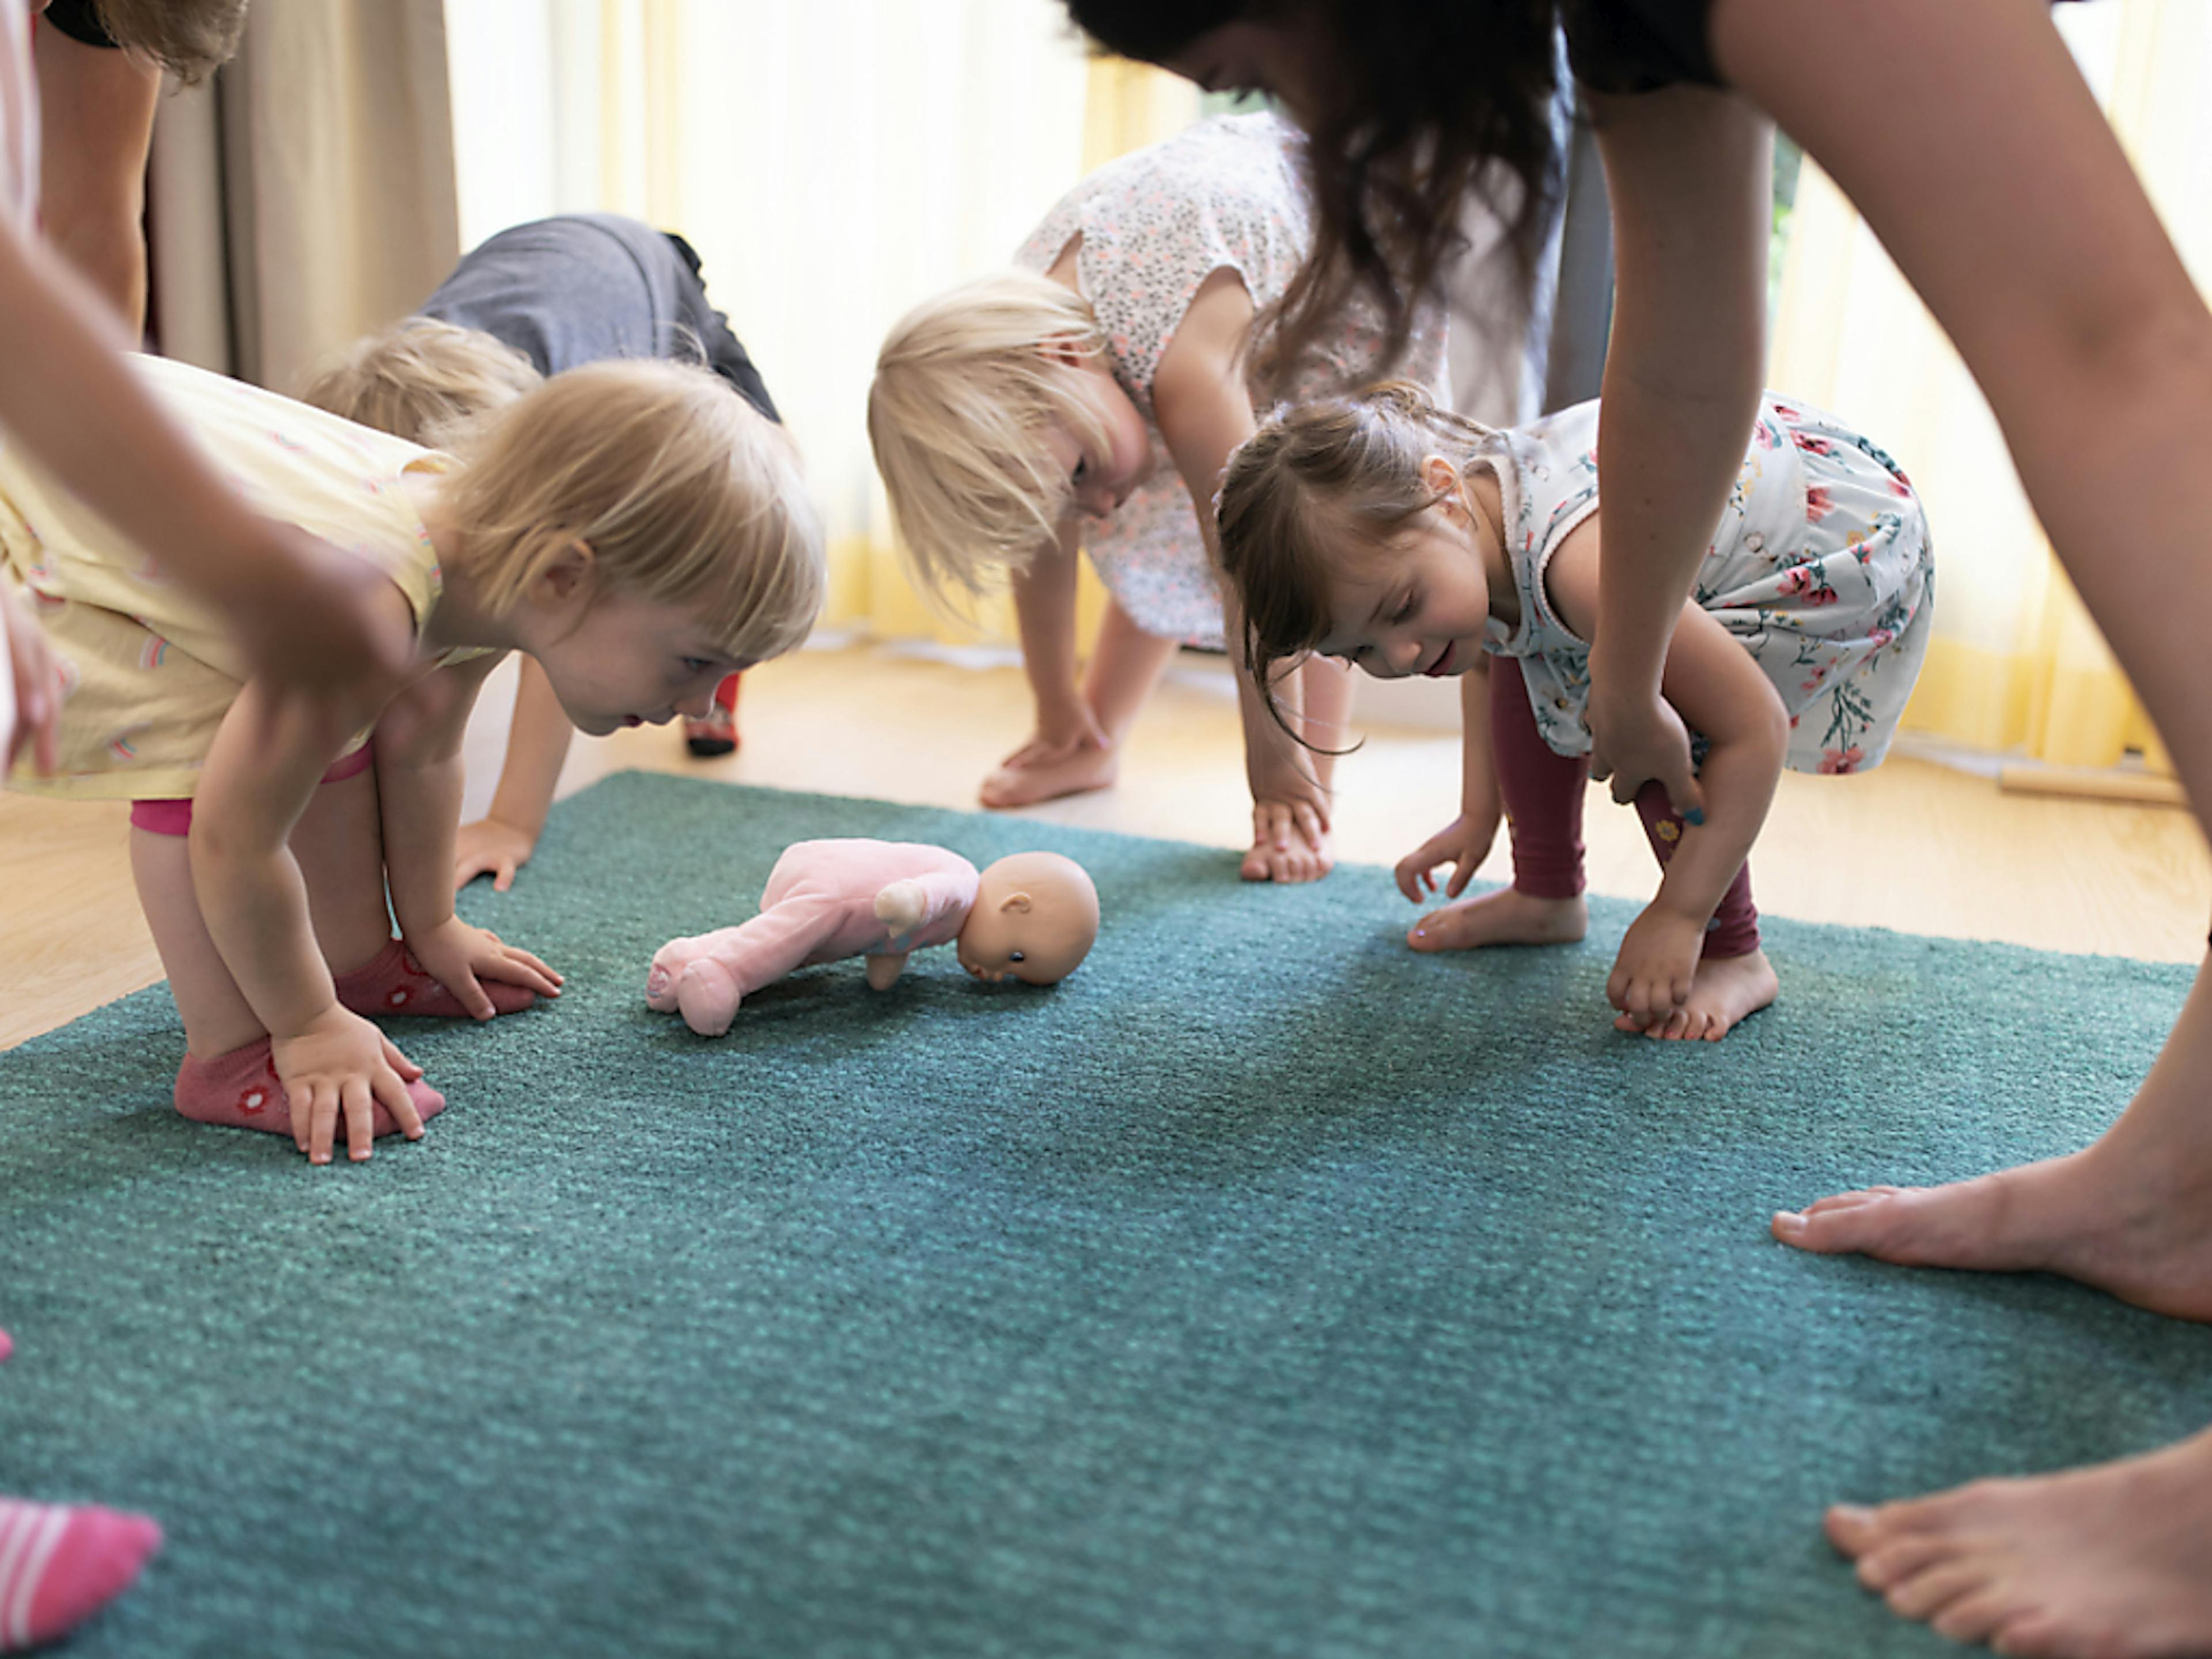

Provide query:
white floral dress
left=1015, top=112, right=1452, bottom=647
left=1478, top=393, right=1934, bottom=774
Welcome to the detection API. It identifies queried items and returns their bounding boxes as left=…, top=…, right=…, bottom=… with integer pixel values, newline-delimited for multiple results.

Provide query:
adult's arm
left=0, top=209, right=412, bottom=691
left=1582, top=81, right=1771, bottom=820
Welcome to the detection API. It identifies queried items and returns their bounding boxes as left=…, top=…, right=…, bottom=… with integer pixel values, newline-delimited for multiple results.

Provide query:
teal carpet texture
left=2, top=771, right=2206, bottom=1658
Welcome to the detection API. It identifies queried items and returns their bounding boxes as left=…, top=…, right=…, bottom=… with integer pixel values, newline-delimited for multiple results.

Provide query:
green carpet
left=2, top=771, right=2206, bottom=1658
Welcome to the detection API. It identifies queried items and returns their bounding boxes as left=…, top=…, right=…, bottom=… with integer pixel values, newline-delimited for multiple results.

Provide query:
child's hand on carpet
left=270, top=1006, right=426, bottom=1164
left=403, top=918, right=563, bottom=1020
left=1606, top=904, right=1703, bottom=1035
left=454, top=816, right=537, bottom=893
left=1394, top=808, right=1501, bottom=904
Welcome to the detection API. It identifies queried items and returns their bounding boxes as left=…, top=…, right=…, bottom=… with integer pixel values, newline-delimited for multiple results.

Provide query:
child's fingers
left=306, top=1082, right=338, bottom=1165
left=1291, top=803, right=1325, bottom=850
left=373, top=1062, right=425, bottom=1141
left=496, top=943, right=562, bottom=984
left=340, top=1078, right=376, bottom=1162
left=379, top=1033, right=422, bottom=1082
left=483, top=952, right=561, bottom=998
left=1445, top=857, right=1474, bottom=899
left=492, top=860, right=516, bottom=892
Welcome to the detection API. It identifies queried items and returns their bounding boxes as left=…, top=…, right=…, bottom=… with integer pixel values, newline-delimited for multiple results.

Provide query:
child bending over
left=4, top=355, right=824, bottom=1161
left=1216, top=382, right=1931, bottom=1040
left=304, top=212, right=788, bottom=891
left=870, top=112, right=1452, bottom=884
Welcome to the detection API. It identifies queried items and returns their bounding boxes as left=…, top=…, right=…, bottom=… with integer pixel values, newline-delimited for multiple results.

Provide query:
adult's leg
left=1725, top=0, right=2212, bottom=1313
left=1716, top=3, right=2212, bottom=1642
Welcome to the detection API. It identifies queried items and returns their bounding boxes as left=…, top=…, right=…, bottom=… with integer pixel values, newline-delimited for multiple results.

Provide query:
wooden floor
left=4, top=642, right=2207, bottom=1050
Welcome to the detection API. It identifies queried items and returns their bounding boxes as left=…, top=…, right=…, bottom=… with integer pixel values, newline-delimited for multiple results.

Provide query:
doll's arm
left=873, top=870, right=975, bottom=945
left=376, top=651, right=563, bottom=1017
left=455, top=657, right=574, bottom=892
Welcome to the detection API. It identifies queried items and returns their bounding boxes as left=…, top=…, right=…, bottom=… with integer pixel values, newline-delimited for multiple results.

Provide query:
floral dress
left=1478, top=393, right=1933, bottom=774
left=1015, top=111, right=1451, bottom=647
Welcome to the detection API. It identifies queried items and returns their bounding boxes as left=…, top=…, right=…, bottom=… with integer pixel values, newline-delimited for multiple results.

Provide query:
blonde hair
left=868, top=269, right=1113, bottom=603
left=89, top=0, right=247, bottom=83
left=1216, top=380, right=1495, bottom=733
left=300, top=317, right=543, bottom=453
left=442, top=359, right=825, bottom=666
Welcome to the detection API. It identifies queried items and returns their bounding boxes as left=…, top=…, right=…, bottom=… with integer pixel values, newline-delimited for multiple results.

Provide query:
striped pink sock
left=0, top=1499, right=161, bottom=1652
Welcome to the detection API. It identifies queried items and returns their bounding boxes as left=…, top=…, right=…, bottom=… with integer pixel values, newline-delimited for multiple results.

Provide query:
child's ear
left=1422, top=454, right=1464, bottom=510
left=539, top=538, right=596, bottom=603
left=998, top=892, right=1034, bottom=915
left=1040, top=337, right=1086, bottom=370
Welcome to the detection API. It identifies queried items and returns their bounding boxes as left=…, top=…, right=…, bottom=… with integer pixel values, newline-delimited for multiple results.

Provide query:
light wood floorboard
left=4, top=643, right=2205, bottom=1050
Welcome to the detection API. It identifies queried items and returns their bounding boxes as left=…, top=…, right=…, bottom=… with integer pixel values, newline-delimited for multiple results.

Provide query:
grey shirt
left=419, top=212, right=779, bottom=422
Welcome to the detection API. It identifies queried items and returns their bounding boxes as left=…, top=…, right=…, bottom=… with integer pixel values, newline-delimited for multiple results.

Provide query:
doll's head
left=1216, top=381, right=1499, bottom=729
left=955, top=851, right=1101, bottom=986
left=870, top=270, right=1150, bottom=606
left=444, top=359, right=826, bottom=734
left=301, top=317, right=544, bottom=453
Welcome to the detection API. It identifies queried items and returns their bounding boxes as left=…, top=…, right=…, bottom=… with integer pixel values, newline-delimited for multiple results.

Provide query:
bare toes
left=1886, top=1560, right=1995, bottom=1622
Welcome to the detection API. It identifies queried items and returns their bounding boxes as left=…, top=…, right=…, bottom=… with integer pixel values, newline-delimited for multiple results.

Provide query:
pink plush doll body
left=646, top=838, right=1099, bottom=1036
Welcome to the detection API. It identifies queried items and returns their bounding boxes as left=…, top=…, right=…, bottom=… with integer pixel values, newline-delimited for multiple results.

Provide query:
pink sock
left=173, top=1037, right=444, bottom=1141
left=0, top=1331, right=10, bottom=1365
left=0, top=1499, right=161, bottom=1652
left=333, top=939, right=536, bottom=1020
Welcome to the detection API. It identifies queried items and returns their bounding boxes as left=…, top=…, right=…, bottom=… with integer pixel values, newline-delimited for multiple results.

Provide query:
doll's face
left=956, top=852, right=1101, bottom=986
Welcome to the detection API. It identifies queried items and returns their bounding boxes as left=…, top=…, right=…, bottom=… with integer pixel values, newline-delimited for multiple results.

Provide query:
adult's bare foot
left=1827, top=1423, right=2212, bottom=1656
left=978, top=736, right=1118, bottom=809
left=1771, top=965, right=2212, bottom=1323
left=1614, top=946, right=1778, bottom=1040
left=1408, top=888, right=1588, bottom=952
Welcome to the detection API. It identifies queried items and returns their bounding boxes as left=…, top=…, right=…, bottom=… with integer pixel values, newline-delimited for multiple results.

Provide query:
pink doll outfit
left=648, top=840, right=981, bottom=1023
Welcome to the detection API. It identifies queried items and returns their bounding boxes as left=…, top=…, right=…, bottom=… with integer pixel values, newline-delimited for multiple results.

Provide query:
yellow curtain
left=1768, top=0, right=2201, bottom=774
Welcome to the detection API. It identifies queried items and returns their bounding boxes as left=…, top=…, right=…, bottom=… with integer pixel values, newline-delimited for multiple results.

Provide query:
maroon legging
left=1488, top=656, right=1760, bottom=959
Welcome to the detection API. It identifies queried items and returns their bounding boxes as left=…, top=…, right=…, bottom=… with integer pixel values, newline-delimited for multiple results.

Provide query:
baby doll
left=646, top=839, right=1101, bottom=1036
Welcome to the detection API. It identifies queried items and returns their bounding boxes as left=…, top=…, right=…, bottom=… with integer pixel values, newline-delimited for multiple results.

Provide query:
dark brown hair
left=1216, top=380, right=1495, bottom=738
left=1065, top=0, right=1562, bottom=394
left=93, top=0, right=249, bottom=83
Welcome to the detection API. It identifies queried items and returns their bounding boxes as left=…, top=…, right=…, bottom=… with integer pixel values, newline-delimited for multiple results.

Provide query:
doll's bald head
left=955, top=852, right=1100, bottom=985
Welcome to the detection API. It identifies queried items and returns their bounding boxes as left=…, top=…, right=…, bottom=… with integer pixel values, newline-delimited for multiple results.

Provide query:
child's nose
left=675, top=686, right=717, bottom=719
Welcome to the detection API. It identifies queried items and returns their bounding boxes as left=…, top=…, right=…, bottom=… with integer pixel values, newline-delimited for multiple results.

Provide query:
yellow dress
left=0, top=354, right=456, bottom=802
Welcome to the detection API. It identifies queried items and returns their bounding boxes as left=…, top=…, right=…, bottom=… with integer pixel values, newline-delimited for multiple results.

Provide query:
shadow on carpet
left=2, top=771, right=2205, bottom=1658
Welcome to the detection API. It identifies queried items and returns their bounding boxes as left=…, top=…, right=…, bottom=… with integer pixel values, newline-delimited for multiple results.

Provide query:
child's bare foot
left=979, top=735, right=1118, bottom=809
left=1409, top=888, right=1588, bottom=952
left=1827, top=1422, right=2212, bottom=1654
left=1240, top=799, right=1334, bottom=884
left=1614, top=946, right=1778, bottom=1040
left=1771, top=967, right=2212, bottom=1323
